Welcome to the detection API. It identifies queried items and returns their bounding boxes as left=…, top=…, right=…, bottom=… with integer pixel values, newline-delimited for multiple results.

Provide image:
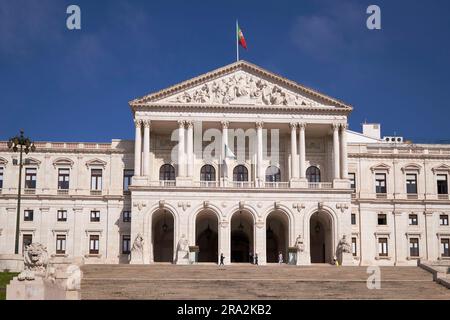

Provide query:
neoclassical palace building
left=1, top=60, right=450, bottom=266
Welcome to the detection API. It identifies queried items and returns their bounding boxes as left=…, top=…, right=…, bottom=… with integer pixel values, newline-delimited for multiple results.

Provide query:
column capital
left=340, top=123, right=349, bottom=130
left=143, top=120, right=151, bottom=128
left=298, top=122, right=306, bottom=129
left=185, top=120, right=193, bottom=128
left=177, top=120, right=186, bottom=128
left=332, top=123, right=340, bottom=131
left=221, top=121, right=229, bottom=129
left=134, top=119, right=143, bottom=128
left=255, top=121, right=264, bottom=129
left=289, top=122, right=298, bottom=130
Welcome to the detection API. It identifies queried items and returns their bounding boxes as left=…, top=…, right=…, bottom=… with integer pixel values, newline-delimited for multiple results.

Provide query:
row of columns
left=134, top=119, right=348, bottom=181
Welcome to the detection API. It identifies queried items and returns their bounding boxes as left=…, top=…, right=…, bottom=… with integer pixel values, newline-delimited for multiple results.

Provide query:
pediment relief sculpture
left=165, top=72, right=316, bottom=107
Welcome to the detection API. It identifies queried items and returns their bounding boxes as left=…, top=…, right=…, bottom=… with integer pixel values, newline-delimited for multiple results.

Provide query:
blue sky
left=1, top=0, right=450, bottom=143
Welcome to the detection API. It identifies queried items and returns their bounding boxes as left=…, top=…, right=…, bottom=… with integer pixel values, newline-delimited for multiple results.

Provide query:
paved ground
left=80, top=264, right=450, bottom=300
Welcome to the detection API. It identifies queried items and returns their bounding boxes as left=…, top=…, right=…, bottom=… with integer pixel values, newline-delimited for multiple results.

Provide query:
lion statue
left=18, top=243, right=49, bottom=281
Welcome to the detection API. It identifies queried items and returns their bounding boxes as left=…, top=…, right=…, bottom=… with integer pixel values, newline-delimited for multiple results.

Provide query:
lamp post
left=7, top=130, right=36, bottom=255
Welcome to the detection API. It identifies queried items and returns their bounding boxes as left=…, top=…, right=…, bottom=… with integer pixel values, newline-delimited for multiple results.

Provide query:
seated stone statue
left=337, top=235, right=352, bottom=254
left=176, top=234, right=189, bottom=263
left=18, top=243, right=49, bottom=281
left=295, top=234, right=305, bottom=253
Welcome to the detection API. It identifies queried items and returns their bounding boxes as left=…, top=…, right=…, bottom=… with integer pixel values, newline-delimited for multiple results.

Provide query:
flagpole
left=236, top=20, right=239, bottom=62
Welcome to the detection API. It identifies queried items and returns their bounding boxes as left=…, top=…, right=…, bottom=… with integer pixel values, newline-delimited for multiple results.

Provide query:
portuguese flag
left=237, top=21, right=247, bottom=49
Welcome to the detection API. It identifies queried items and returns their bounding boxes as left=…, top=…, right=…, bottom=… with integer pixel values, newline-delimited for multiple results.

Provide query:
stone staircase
left=80, top=264, right=450, bottom=300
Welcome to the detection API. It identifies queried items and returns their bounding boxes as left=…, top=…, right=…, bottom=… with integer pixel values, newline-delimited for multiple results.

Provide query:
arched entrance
left=309, top=211, right=333, bottom=263
left=266, top=211, right=289, bottom=263
left=195, top=210, right=218, bottom=262
left=152, top=209, right=174, bottom=263
left=230, top=210, right=254, bottom=263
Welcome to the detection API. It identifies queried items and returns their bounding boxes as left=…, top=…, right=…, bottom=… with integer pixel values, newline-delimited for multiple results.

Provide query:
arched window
left=233, top=165, right=248, bottom=182
left=306, top=166, right=321, bottom=183
left=159, top=164, right=175, bottom=181
left=265, top=166, right=281, bottom=182
left=200, top=165, right=216, bottom=181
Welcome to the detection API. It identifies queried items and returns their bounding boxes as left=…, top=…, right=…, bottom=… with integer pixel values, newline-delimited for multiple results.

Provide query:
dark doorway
left=230, top=210, right=254, bottom=263
left=196, top=211, right=218, bottom=262
left=152, top=210, right=174, bottom=262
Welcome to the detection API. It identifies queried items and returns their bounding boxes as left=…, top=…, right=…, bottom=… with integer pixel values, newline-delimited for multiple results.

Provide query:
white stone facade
left=1, top=61, right=449, bottom=266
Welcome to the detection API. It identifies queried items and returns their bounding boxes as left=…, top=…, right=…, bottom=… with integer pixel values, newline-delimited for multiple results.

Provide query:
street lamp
left=7, top=130, right=36, bottom=255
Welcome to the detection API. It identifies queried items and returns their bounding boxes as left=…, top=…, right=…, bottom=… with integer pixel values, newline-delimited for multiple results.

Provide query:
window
left=57, top=210, right=67, bottom=222
left=25, top=168, right=37, bottom=189
left=22, top=234, right=33, bottom=253
left=349, top=173, right=356, bottom=190
left=406, top=174, right=417, bottom=194
left=122, top=235, right=131, bottom=254
left=409, top=214, right=418, bottom=226
left=375, top=173, right=386, bottom=194
left=90, top=169, right=103, bottom=190
left=437, top=174, right=448, bottom=195
left=90, top=210, right=100, bottom=222
left=24, top=210, right=34, bottom=222
left=377, top=214, right=387, bottom=225
left=89, top=235, right=100, bottom=254
left=200, top=165, right=216, bottom=181
left=351, top=214, right=356, bottom=225
left=440, top=215, right=449, bottom=226
left=58, top=168, right=70, bottom=190
left=123, top=169, right=134, bottom=192
left=306, top=166, right=321, bottom=183
left=0, top=167, right=3, bottom=189
left=56, top=235, right=66, bottom=254
left=441, top=239, right=450, bottom=257
left=265, top=166, right=281, bottom=182
left=123, top=211, right=131, bottom=223
left=409, top=238, right=419, bottom=257
left=352, top=237, right=357, bottom=256
left=233, top=165, right=248, bottom=182
left=378, top=238, right=388, bottom=257
left=159, top=164, right=175, bottom=181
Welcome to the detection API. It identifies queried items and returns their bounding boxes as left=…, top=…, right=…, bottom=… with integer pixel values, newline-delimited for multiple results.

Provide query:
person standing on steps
left=219, top=253, right=225, bottom=267
left=254, top=253, right=259, bottom=265
left=278, top=251, right=283, bottom=264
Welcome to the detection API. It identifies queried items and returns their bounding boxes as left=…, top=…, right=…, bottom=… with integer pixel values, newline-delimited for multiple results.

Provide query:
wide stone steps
left=80, top=264, right=450, bottom=300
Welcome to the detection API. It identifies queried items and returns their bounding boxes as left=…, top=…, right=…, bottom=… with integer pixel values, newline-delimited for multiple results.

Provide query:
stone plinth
left=296, top=252, right=311, bottom=266
left=6, top=277, right=66, bottom=300
left=340, top=252, right=355, bottom=266
left=0, top=254, right=24, bottom=272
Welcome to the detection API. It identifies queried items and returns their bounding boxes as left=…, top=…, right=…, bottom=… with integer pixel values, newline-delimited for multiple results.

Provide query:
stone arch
left=261, top=205, right=295, bottom=246
left=188, top=204, right=223, bottom=245
left=265, top=209, right=291, bottom=263
left=143, top=203, right=180, bottom=262
left=229, top=208, right=256, bottom=263
left=303, top=206, right=339, bottom=264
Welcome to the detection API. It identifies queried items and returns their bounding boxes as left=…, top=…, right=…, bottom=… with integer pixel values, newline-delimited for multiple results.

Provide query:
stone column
left=221, top=121, right=229, bottom=186
left=393, top=211, right=406, bottom=265
left=177, top=120, right=186, bottom=178
left=142, top=120, right=151, bottom=176
left=186, top=121, right=194, bottom=178
left=339, top=124, right=348, bottom=180
left=299, top=122, right=306, bottom=179
left=134, top=119, right=142, bottom=176
left=333, top=124, right=340, bottom=180
left=256, top=121, right=264, bottom=186
left=290, top=123, right=299, bottom=180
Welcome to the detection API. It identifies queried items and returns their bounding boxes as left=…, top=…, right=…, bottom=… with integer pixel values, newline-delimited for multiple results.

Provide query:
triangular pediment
left=130, top=60, right=352, bottom=111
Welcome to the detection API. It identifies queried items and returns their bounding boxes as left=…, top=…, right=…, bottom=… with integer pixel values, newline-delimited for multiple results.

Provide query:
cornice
left=131, top=102, right=352, bottom=115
